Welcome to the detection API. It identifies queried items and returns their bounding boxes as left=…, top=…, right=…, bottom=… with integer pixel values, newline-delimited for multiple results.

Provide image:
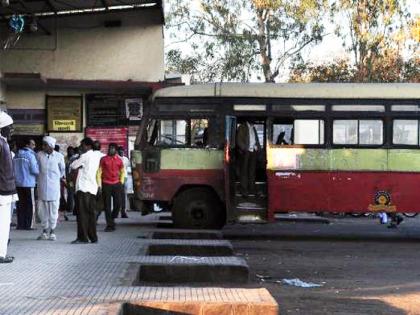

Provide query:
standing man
left=236, top=121, right=261, bottom=197
left=0, top=111, right=17, bottom=263
left=97, top=143, right=125, bottom=231
left=36, top=136, right=65, bottom=241
left=116, top=146, right=129, bottom=218
left=13, top=139, right=39, bottom=230
left=70, top=138, right=102, bottom=244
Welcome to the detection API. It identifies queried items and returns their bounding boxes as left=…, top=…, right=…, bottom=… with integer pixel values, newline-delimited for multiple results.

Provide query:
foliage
left=330, top=0, right=416, bottom=81
left=165, top=0, right=328, bottom=82
left=289, top=53, right=420, bottom=83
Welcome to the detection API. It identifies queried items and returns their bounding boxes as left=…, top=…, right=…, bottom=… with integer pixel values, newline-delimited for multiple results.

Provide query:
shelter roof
left=0, top=0, right=162, bottom=20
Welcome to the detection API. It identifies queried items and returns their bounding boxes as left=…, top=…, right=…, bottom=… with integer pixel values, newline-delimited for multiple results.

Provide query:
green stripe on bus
left=160, top=149, right=224, bottom=170
left=267, top=148, right=420, bottom=172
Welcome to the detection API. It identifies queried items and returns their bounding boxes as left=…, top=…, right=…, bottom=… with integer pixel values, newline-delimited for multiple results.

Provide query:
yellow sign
left=47, top=96, right=82, bottom=132
left=368, top=191, right=397, bottom=212
left=52, top=120, right=76, bottom=131
left=368, top=204, right=397, bottom=212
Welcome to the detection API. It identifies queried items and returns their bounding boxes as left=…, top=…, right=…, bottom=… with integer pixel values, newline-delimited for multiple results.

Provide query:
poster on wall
left=47, top=96, right=83, bottom=132
left=85, top=127, right=128, bottom=155
left=125, top=98, right=143, bottom=120
left=86, top=94, right=124, bottom=126
left=49, top=133, right=84, bottom=155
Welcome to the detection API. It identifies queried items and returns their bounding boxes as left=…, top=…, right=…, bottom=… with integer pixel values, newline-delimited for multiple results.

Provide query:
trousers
left=0, top=203, right=11, bottom=257
left=16, top=187, right=34, bottom=229
left=38, top=200, right=59, bottom=231
left=76, top=191, right=97, bottom=242
left=239, top=150, right=257, bottom=195
left=102, top=183, right=121, bottom=227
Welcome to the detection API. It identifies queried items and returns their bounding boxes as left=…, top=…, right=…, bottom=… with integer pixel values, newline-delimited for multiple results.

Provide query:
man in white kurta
left=36, top=136, right=65, bottom=241
left=0, top=111, right=18, bottom=263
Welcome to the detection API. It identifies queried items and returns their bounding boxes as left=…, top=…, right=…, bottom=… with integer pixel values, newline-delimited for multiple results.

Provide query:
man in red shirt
left=96, top=143, right=125, bottom=232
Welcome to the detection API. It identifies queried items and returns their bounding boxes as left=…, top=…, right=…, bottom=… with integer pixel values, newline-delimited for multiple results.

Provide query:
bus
left=131, top=83, right=420, bottom=229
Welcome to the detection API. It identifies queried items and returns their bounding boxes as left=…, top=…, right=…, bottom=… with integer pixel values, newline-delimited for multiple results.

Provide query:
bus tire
left=172, top=188, right=225, bottom=229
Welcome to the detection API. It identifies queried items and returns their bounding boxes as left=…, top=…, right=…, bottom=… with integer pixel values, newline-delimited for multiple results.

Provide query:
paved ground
left=0, top=212, right=275, bottom=315
left=224, top=214, right=420, bottom=315
left=3, top=211, right=420, bottom=314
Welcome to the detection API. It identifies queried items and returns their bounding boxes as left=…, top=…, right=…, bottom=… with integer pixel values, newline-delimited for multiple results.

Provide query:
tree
left=289, top=59, right=356, bottom=82
left=165, top=0, right=328, bottom=82
left=330, top=0, right=414, bottom=81
left=289, top=54, right=419, bottom=82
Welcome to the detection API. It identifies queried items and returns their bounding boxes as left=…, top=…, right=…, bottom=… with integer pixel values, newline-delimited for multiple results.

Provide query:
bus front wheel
left=172, top=188, right=225, bottom=229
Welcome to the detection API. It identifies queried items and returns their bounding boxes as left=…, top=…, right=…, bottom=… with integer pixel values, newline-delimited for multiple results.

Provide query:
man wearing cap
left=36, top=136, right=65, bottom=241
left=0, top=111, right=18, bottom=263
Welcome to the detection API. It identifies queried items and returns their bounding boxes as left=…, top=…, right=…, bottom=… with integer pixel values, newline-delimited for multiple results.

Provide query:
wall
left=0, top=72, right=5, bottom=104
left=0, top=9, right=164, bottom=82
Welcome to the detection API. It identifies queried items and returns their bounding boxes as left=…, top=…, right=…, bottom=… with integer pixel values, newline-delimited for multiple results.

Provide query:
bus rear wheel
left=172, top=188, right=225, bottom=229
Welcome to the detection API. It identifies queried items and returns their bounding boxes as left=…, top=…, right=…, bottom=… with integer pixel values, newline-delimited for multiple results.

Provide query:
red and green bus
left=131, top=83, right=420, bottom=229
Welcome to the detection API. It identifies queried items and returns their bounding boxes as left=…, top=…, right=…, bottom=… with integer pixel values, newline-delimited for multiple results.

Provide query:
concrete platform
left=152, top=231, right=223, bottom=240
left=135, top=256, right=249, bottom=284
left=0, top=212, right=279, bottom=314
left=103, top=288, right=278, bottom=315
left=146, top=239, right=234, bottom=256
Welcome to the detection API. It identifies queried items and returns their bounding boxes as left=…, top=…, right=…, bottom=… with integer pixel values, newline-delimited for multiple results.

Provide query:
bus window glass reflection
left=294, top=119, right=324, bottom=145
left=158, top=120, right=187, bottom=146
left=359, top=120, right=383, bottom=145
left=393, top=120, right=418, bottom=145
left=333, top=120, right=358, bottom=144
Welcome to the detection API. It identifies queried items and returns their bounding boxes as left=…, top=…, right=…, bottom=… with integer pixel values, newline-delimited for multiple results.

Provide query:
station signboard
left=47, top=96, right=83, bottom=132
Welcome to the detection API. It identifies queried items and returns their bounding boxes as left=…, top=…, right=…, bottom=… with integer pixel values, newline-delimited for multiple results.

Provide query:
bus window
left=191, top=119, right=209, bottom=147
left=333, top=120, right=358, bottom=144
left=393, top=120, right=418, bottom=145
left=272, top=119, right=324, bottom=145
left=333, top=119, right=383, bottom=145
left=332, top=105, right=385, bottom=112
left=294, top=119, right=324, bottom=145
left=158, top=120, right=187, bottom=146
left=254, top=123, right=265, bottom=145
left=359, top=120, right=383, bottom=145
left=391, top=105, right=420, bottom=112
left=272, top=105, right=325, bottom=111
left=273, top=121, right=293, bottom=145
left=146, top=119, right=158, bottom=145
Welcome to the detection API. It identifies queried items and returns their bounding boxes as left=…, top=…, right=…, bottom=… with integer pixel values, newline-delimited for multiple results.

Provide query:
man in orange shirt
left=96, top=143, right=125, bottom=232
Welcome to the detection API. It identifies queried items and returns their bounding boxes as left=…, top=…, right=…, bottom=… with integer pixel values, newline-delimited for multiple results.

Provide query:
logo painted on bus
left=368, top=191, right=397, bottom=212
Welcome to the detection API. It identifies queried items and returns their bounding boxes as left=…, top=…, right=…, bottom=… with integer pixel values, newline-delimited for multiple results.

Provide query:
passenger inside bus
left=236, top=121, right=260, bottom=197
left=276, top=131, right=289, bottom=145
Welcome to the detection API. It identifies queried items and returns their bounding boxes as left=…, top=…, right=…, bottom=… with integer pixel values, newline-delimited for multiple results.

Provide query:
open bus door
left=224, top=115, right=237, bottom=223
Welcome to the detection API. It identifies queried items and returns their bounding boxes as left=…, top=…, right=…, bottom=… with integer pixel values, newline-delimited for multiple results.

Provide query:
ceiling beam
left=45, top=0, right=56, bottom=13
left=100, top=0, right=109, bottom=10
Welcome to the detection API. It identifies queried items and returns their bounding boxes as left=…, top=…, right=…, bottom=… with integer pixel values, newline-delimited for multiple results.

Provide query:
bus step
left=235, top=193, right=267, bottom=198
left=237, top=214, right=267, bottom=224
left=236, top=202, right=266, bottom=210
left=235, top=182, right=267, bottom=197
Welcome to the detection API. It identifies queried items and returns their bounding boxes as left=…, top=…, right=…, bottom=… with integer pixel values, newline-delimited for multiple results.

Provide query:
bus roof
left=154, top=83, right=420, bottom=100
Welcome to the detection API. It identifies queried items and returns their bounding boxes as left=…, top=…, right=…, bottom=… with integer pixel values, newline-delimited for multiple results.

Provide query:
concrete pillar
left=0, top=72, right=6, bottom=110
